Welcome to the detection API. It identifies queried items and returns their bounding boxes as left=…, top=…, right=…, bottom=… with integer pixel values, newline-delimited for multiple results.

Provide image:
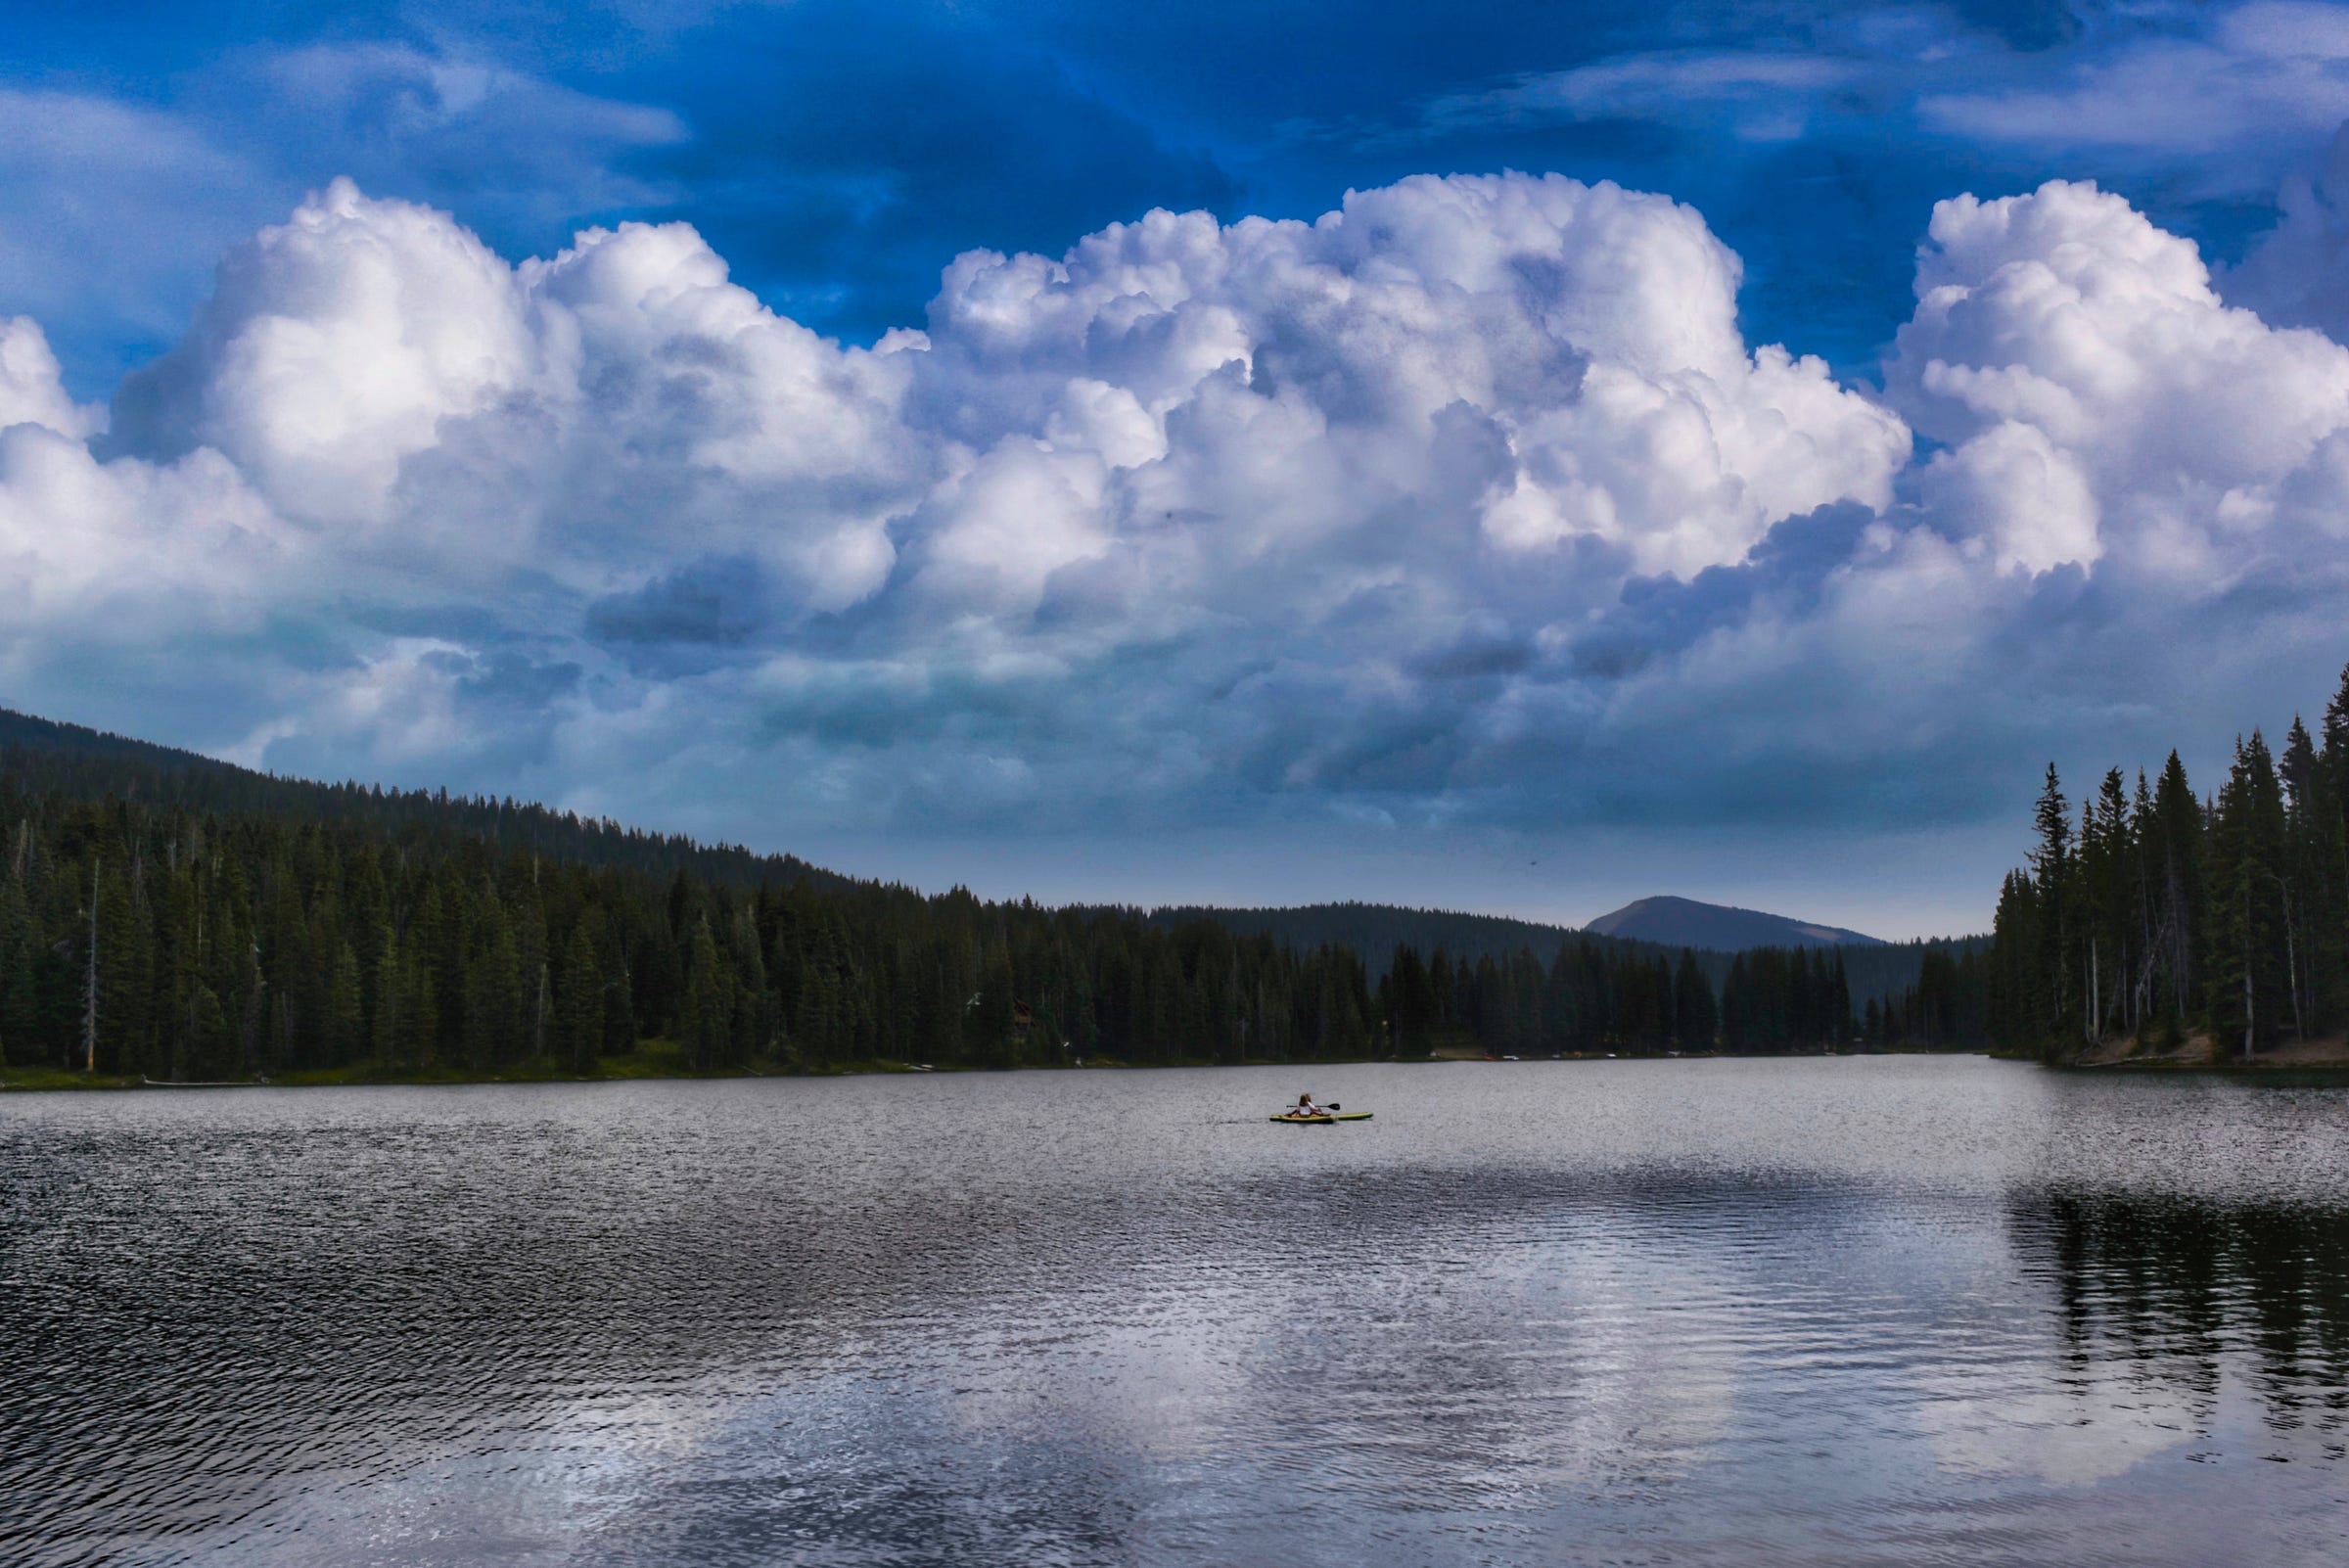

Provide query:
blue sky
left=11, top=1, right=2334, bottom=389
left=6, top=1, right=2349, bottom=935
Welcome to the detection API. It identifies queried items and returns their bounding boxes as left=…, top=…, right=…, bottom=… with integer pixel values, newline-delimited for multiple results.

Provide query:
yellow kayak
left=1269, top=1112, right=1373, bottom=1124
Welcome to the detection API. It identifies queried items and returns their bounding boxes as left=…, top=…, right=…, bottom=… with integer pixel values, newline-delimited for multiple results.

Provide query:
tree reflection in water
left=2011, top=1189, right=2349, bottom=1454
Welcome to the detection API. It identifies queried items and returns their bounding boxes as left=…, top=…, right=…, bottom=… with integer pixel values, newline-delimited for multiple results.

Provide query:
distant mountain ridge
left=1141, top=899, right=1980, bottom=1016
left=1585, top=896, right=1882, bottom=949
left=1134, top=901, right=1602, bottom=977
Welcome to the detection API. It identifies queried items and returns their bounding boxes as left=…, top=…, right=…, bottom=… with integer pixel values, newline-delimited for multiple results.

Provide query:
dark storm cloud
left=587, top=556, right=769, bottom=648
left=1572, top=502, right=1880, bottom=678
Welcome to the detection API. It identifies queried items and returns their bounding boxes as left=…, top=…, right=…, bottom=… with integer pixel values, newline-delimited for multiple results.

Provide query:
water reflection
left=2, top=1059, right=2344, bottom=1566
left=2013, top=1189, right=2349, bottom=1458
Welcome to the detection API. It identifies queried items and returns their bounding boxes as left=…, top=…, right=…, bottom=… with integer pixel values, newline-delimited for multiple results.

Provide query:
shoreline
left=12, top=1043, right=2343, bottom=1094
left=0, top=1046, right=1881, bottom=1092
left=0, top=1045, right=2018, bottom=1093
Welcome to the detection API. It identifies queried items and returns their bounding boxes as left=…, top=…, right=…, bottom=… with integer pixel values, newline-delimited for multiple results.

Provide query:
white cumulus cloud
left=6, top=166, right=2349, bottom=879
left=0, top=317, right=104, bottom=439
left=1889, top=178, right=2349, bottom=576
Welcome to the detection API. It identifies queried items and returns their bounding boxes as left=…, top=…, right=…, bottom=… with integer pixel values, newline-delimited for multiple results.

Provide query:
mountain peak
left=1584, top=896, right=1881, bottom=950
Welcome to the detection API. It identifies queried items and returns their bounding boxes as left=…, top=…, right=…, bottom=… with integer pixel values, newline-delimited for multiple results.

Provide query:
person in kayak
left=1290, top=1093, right=1326, bottom=1117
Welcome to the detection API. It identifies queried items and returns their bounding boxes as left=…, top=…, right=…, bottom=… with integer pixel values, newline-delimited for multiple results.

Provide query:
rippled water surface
left=4, top=1056, right=2346, bottom=1566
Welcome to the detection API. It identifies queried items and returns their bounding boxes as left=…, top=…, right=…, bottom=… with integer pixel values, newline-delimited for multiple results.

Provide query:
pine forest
left=1987, top=663, right=2349, bottom=1061
left=0, top=709, right=1978, bottom=1082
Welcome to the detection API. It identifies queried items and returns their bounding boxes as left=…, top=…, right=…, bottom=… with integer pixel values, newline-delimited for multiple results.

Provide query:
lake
left=3, top=1056, right=2344, bottom=1566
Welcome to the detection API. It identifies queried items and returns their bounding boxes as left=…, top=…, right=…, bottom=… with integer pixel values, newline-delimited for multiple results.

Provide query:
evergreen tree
left=555, top=919, right=604, bottom=1073
left=2279, top=716, right=2332, bottom=1028
left=369, top=933, right=402, bottom=1067
left=327, top=941, right=363, bottom=1064
left=462, top=900, right=526, bottom=1071
left=681, top=915, right=730, bottom=1070
left=2147, top=751, right=2202, bottom=1024
left=2030, top=763, right=2075, bottom=1055
left=1673, top=948, right=1716, bottom=1049
left=2079, top=767, right=2134, bottom=1045
left=93, top=861, right=150, bottom=1075
left=2205, top=733, right=2292, bottom=1058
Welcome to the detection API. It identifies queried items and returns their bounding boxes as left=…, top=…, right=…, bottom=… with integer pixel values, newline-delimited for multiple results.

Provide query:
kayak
left=1268, top=1112, right=1373, bottom=1124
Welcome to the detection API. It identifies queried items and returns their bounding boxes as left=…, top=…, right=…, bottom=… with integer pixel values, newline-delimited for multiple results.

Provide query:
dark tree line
left=1720, top=946, right=1850, bottom=1050
left=1372, top=936, right=1978, bottom=1056
left=1865, top=945, right=1990, bottom=1048
left=0, top=705, right=1987, bottom=1079
left=1376, top=940, right=1717, bottom=1055
left=1990, top=662, right=2349, bottom=1060
left=0, top=786, right=1392, bottom=1078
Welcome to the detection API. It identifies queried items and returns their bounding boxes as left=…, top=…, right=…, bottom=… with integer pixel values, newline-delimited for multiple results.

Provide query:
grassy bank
left=2062, top=1029, right=2349, bottom=1074
left=0, top=1064, right=145, bottom=1091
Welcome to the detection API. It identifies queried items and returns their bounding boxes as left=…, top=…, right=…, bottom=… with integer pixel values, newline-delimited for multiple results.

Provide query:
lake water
left=3, top=1056, right=2345, bottom=1567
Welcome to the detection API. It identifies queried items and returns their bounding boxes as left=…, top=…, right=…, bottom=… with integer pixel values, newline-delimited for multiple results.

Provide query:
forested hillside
left=0, top=708, right=851, bottom=893
left=1, top=708, right=1985, bottom=1083
left=1988, top=663, right=2349, bottom=1060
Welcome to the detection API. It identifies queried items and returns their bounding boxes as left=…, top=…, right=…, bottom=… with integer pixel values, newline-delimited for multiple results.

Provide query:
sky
left=6, top=0, right=2349, bottom=938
